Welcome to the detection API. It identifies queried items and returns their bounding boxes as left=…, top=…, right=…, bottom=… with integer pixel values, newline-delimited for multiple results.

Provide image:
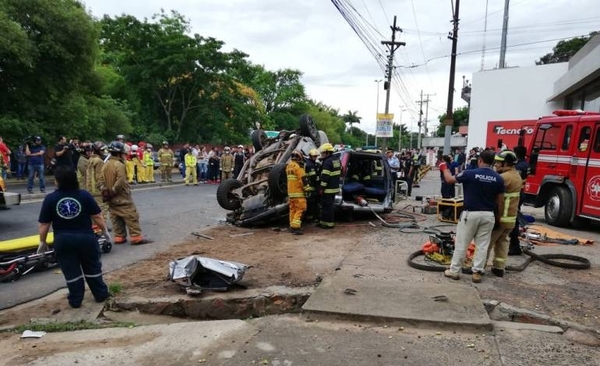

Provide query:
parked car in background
left=216, top=114, right=328, bottom=226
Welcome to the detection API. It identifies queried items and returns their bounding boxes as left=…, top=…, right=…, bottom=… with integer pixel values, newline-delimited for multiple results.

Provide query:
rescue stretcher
left=0, top=228, right=110, bottom=283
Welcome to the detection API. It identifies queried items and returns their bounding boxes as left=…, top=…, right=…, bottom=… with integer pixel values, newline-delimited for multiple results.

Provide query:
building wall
left=468, top=63, right=568, bottom=151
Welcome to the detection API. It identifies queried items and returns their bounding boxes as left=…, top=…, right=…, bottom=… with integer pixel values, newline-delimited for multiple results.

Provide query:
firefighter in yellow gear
left=102, top=141, right=149, bottom=245
left=77, top=144, right=92, bottom=189
left=287, top=150, right=310, bottom=235
left=304, top=149, right=321, bottom=222
left=157, top=141, right=174, bottom=183
left=143, top=146, right=155, bottom=183
left=130, top=145, right=145, bottom=183
left=487, top=150, right=523, bottom=277
left=87, top=141, right=110, bottom=224
left=184, top=148, right=198, bottom=185
left=318, top=143, right=341, bottom=229
left=220, top=146, right=234, bottom=180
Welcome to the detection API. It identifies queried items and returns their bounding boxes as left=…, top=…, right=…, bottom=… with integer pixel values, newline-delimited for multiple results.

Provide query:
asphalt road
left=0, top=181, right=226, bottom=309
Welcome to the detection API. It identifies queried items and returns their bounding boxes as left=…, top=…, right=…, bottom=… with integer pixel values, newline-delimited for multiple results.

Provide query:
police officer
left=318, top=143, right=341, bottom=229
left=102, top=141, right=150, bottom=245
left=37, top=166, right=109, bottom=308
left=304, top=149, right=320, bottom=222
left=487, top=150, right=523, bottom=277
left=287, top=151, right=310, bottom=235
left=440, top=150, right=505, bottom=283
left=233, top=145, right=245, bottom=178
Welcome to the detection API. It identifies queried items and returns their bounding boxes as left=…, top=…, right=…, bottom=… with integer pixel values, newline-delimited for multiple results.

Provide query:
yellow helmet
left=495, top=150, right=517, bottom=164
left=319, top=143, right=334, bottom=153
left=291, top=150, right=304, bottom=161
left=309, top=149, right=319, bottom=157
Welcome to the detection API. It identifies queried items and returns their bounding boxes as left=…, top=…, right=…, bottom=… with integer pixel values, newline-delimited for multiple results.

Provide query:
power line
left=410, top=0, right=434, bottom=88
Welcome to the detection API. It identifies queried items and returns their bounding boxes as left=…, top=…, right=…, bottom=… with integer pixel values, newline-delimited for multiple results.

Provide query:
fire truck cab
left=524, top=109, right=600, bottom=227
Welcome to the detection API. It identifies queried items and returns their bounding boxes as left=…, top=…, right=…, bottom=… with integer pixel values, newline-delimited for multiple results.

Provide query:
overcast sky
left=83, top=0, right=600, bottom=136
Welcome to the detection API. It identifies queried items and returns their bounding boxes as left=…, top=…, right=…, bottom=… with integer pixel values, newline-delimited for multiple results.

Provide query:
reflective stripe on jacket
left=498, top=169, right=523, bottom=228
left=320, top=155, right=341, bottom=194
left=304, top=159, right=319, bottom=192
left=185, top=154, right=196, bottom=167
left=287, top=160, right=308, bottom=198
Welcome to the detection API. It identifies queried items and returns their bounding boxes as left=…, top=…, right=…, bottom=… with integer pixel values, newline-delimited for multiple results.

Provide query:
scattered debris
left=344, top=288, right=357, bottom=295
left=229, top=232, right=254, bottom=238
left=169, top=256, right=248, bottom=293
left=191, top=232, right=214, bottom=240
left=432, top=295, right=449, bottom=302
left=21, top=330, right=46, bottom=339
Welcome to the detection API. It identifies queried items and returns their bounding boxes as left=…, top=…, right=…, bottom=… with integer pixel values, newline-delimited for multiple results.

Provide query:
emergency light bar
left=553, top=109, right=600, bottom=116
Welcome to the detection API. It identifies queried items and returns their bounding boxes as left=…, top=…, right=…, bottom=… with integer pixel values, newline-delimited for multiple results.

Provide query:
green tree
left=341, top=110, right=361, bottom=133
left=436, top=106, right=469, bottom=137
left=536, top=31, right=599, bottom=65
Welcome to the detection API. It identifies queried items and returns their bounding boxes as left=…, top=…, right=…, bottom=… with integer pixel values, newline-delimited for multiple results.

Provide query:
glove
left=438, top=162, right=448, bottom=173
left=37, top=241, right=49, bottom=254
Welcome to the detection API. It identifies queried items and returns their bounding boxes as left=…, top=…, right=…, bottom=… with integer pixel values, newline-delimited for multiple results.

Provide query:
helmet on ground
left=291, top=150, right=304, bottom=161
left=495, top=150, right=517, bottom=165
left=92, top=141, right=106, bottom=153
left=320, top=143, right=334, bottom=153
left=108, top=141, right=125, bottom=154
left=309, top=149, right=319, bottom=157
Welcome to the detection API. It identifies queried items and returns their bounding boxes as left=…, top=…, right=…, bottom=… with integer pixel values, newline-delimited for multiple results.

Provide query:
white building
left=468, top=34, right=600, bottom=151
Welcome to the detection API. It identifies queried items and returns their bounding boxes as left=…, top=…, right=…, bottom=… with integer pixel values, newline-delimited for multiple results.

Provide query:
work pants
left=487, top=228, right=512, bottom=270
left=305, top=192, right=319, bottom=222
left=125, top=160, right=135, bottom=183
left=108, top=203, right=142, bottom=242
left=403, top=176, right=413, bottom=196
left=441, top=182, right=455, bottom=198
left=54, top=232, right=109, bottom=308
left=27, top=163, right=45, bottom=192
left=93, top=195, right=110, bottom=224
left=134, top=160, right=145, bottom=182
left=222, top=170, right=232, bottom=180
left=145, top=165, right=155, bottom=183
left=185, top=165, right=198, bottom=185
left=319, top=194, right=336, bottom=228
left=289, top=197, right=307, bottom=229
left=160, top=164, right=172, bottom=182
left=449, top=211, right=495, bottom=274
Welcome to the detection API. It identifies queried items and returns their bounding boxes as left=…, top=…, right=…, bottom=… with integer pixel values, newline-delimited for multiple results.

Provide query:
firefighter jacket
left=304, top=159, right=320, bottom=192
left=184, top=153, right=196, bottom=168
left=158, top=148, right=174, bottom=166
left=102, top=156, right=133, bottom=206
left=287, top=160, right=309, bottom=198
left=220, top=153, right=234, bottom=173
left=498, top=168, right=523, bottom=229
left=320, top=154, right=341, bottom=194
left=77, top=156, right=89, bottom=188
left=86, top=154, right=105, bottom=197
left=143, top=151, right=154, bottom=166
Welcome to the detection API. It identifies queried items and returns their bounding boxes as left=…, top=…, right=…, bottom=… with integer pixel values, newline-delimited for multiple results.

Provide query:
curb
left=484, top=299, right=600, bottom=346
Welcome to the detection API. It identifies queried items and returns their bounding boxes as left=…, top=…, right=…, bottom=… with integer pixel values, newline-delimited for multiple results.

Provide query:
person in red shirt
left=0, top=136, right=12, bottom=179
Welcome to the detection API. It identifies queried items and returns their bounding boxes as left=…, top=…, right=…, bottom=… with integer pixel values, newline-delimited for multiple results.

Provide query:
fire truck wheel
left=544, top=186, right=572, bottom=227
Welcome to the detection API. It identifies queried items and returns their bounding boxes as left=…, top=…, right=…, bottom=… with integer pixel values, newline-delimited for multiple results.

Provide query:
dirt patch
left=106, top=222, right=371, bottom=298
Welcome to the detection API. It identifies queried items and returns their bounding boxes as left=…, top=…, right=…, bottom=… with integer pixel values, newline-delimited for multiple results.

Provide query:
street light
left=374, top=79, right=382, bottom=146
left=398, top=106, right=407, bottom=151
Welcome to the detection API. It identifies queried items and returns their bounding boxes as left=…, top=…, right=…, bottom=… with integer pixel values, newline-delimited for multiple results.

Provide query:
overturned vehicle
left=216, top=115, right=395, bottom=227
left=217, top=114, right=327, bottom=226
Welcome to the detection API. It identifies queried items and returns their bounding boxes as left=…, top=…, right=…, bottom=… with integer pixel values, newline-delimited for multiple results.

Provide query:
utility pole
left=423, top=93, right=435, bottom=138
left=499, top=0, right=510, bottom=68
left=398, top=106, right=406, bottom=151
left=374, top=79, right=382, bottom=147
left=381, top=16, right=405, bottom=150
left=443, top=0, right=460, bottom=155
left=416, top=90, right=424, bottom=150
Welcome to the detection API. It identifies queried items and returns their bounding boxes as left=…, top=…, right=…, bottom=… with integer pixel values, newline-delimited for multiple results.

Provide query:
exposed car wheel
left=544, top=186, right=572, bottom=227
left=251, top=130, right=268, bottom=152
left=268, top=163, right=288, bottom=199
left=217, top=179, right=243, bottom=210
left=299, top=114, right=318, bottom=140
left=317, top=130, right=328, bottom=147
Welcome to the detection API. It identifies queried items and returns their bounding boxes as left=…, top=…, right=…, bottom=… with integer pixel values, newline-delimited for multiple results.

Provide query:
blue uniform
left=456, top=168, right=505, bottom=211
left=39, top=189, right=108, bottom=308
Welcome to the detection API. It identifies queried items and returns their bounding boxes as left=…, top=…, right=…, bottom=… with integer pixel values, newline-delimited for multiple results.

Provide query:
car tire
left=251, top=130, right=268, bottom=152
left=268, top=163, right=288, bottom=199
left=217, top=179, right=243, bottom=210
left=299, top=114, right=318, bottom=141
left=544, top=186, right=572, bottom=227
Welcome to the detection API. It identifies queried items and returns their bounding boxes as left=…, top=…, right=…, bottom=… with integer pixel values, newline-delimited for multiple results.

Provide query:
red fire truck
left=486, top=119, right=535, bottom=150
left=523, top=109, right=600, bottom=227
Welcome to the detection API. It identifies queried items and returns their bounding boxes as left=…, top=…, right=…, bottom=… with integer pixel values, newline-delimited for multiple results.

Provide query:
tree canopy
left=536, top=31, right=599, bottom=65
left=436, top=106, right=469, bottom=137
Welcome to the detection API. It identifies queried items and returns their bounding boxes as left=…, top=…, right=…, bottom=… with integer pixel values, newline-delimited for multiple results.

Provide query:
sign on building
left=376, top=113, right=394, bottom=138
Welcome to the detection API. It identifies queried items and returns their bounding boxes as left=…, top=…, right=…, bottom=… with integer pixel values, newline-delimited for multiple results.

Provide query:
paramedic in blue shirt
left=439, top=150, right=505, bottom=283
left=37, top=166, right=110, bottom=308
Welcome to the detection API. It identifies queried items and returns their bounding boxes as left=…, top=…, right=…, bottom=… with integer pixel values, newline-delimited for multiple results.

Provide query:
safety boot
left=289, top=228, right=304, bottom=235
left=444, top=269, right=460, bottom=280
left=491, top=268, right=505, bottom=277
left=472, top=272, right=483, bottom=283
left=114, top=236, right=127, bottom=245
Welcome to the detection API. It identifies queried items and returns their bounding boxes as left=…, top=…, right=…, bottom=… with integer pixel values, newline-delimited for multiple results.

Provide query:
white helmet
left=131, top=144, right=138, bottom=151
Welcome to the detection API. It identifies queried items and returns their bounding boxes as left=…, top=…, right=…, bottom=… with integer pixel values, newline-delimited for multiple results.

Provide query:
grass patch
left=109, top=282, right=123, bottom=296
left=5, top=320, right=136, bottom=334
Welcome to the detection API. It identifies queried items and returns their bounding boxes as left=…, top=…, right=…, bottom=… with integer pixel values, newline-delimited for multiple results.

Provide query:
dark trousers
left=441, top=182, right=455, bottom=198
left=403, top=176, right=413, bottom=196
left=319, top=194, right=335, bottom=227
left=305, top=193, right=320, bottom=221
left=54, top=232, right=109, bottom=308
